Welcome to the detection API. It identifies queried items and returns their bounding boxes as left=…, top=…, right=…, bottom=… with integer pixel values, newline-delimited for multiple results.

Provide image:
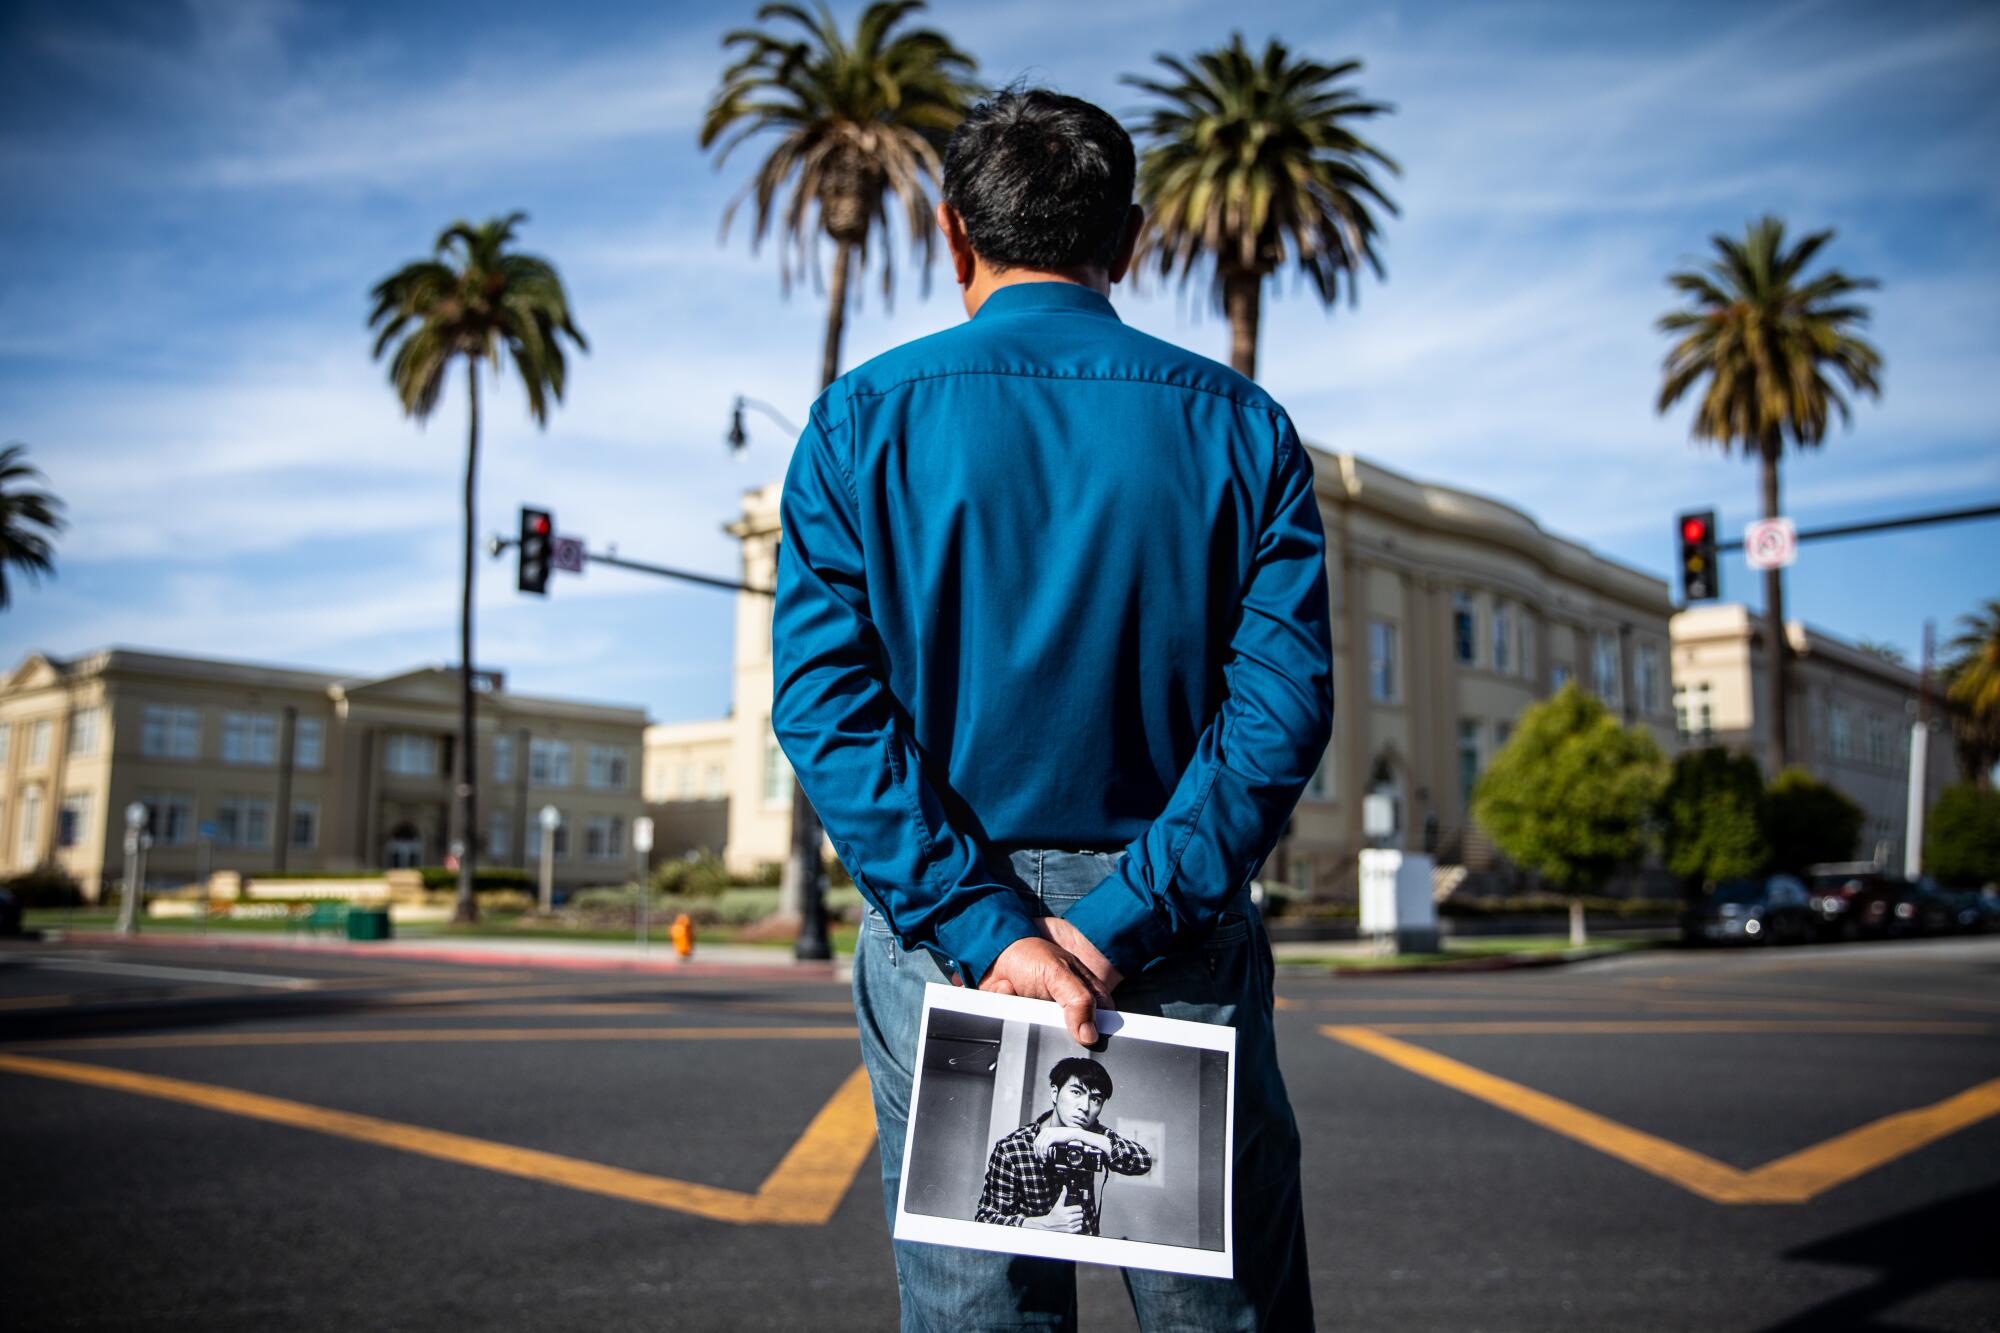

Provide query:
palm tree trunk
left=1761, top=445, right=1789, bottom=774
left=783, top=238, right=855, bottom=962
left=1224, top=270, right=1262, bottom=380
left=455, top=357, right=480, bottom=926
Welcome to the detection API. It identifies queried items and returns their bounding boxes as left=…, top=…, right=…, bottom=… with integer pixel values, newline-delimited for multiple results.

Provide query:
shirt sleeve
left=1061, top=413, right=1335, bottom=976
left=1106, top=1130, right=1153, bottom=1177
left=770, top=387, right=1041, bottom=985
left=973, top=1138, right=1032, bottom=1225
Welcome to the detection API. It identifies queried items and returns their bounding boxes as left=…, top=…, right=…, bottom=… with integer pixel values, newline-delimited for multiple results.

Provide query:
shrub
left=418, top=866, right=534, bottom=893
left=5, top=866, right=85, bottom=909
left=648, top=851, right=734, bottom=898
left=1925, top=783, right=2000, bottom=886
left=1763, top=769, right=1864, bottom=874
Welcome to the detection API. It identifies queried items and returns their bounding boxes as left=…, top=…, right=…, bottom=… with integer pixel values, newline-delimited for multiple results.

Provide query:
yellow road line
left=0, top=1053, right=876, bottom=1225
left=1323, top=1025, right=2000, bottom=1204
left=1359, top=1019, right=1990, bottom=1036
left=16, top=1026, right=858, bottom=1052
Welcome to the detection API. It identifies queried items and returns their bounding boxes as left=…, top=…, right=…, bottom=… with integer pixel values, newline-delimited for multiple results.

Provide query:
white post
left=633, top=817, right=655, bottom=954
left=117, top=801, right=147, bottom=935
left=1904, top=721, right=1928, bottom=880
left=537, top=804, right=560, bottom=914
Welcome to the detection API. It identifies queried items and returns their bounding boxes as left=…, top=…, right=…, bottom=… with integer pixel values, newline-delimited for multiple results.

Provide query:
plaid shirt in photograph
left=972, top=1111, right=1153, bottom=1232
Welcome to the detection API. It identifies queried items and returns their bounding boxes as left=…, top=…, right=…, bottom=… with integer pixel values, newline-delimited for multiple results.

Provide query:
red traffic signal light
left=518, top=506, right=553, bottom=595
left=1680, top=515, right=1707, bottom=544
left=1676, top=508, right=1718, bottom=603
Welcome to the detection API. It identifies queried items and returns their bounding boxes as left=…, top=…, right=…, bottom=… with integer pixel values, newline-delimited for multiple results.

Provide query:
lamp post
left=728, top=393, right=832, bottom=962
left=633, top=816, right=654, bottom=953
left=537, top=804, right=559, bottom=914
left=117, top=801, right=148, bottom=935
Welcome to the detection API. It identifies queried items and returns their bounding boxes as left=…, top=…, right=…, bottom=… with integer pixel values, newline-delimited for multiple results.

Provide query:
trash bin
left=345, top=906, right=393, bottom=941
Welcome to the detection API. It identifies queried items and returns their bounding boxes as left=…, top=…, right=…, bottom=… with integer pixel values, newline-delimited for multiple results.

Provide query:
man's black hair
left=942, top=88, right=1136, bottom=273
left=1047, top=1056, right=1113, bottom=1100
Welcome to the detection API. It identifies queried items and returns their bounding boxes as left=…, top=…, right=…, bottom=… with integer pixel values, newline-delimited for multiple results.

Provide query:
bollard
left=671, top=912, right=695, bottom=960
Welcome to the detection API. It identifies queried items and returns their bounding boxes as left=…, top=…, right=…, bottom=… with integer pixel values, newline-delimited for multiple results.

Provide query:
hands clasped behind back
left=972, top=935, right=1113, bottom=1045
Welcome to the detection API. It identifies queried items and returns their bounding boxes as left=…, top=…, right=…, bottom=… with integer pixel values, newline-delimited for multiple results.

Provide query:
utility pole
left=1905, top=620, right=1935, bottom=880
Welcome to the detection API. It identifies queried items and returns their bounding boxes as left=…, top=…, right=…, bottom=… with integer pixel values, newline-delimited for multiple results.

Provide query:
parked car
left=1889, top=878, right=1958, bottom=937
left=1936, top=888, right=1997, bottom=934
left=1682, top=876, right=1815, bottom=946
left=1807, top=872, right=1903, bottom=941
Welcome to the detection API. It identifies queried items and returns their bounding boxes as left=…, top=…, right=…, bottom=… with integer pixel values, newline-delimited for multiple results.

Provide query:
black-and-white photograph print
left=893, top=984, right=1235, bottom=1279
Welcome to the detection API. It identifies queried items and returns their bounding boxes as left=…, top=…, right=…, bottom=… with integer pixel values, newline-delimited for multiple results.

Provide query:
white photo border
left=893, top=982, right=1237, bottom=1280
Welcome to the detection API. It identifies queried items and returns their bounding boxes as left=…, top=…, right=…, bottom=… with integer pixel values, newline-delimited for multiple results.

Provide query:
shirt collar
left=973, top=281, right=1122, bottom=323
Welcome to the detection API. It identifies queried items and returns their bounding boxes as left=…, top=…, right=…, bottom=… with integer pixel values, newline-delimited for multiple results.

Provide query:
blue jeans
left=853, top=848, right=1314, bottom=1332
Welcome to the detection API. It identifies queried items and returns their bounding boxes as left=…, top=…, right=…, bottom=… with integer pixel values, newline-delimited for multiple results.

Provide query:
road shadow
left=1756, top=1181, right=2000, bottom=1331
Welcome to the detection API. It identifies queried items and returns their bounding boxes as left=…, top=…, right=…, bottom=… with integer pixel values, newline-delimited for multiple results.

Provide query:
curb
left=48, top=930, right=841, bottom=982
left=1283, top=945, right=1650, bottom=978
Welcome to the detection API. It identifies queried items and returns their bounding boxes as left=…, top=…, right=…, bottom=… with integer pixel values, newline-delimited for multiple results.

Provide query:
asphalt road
left=2, top=933, right=1996, bottom=1331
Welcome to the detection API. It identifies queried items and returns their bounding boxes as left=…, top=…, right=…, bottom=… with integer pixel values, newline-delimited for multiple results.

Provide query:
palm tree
left=368, top=212, right=587, bottom=925
left=702, top=0, right=980, bottom=389
left=702, top=0, right=978, bottom=956
left=0, top=443, right=65, bottom=609
left=1124, top=33, right=1400, bottom=380
left=1942, top=599, right=2000, bottom=787
left=1655, top=216, right=1882, bottom=772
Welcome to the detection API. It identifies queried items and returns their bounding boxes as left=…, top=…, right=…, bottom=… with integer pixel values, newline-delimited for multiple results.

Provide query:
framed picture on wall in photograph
left=893, top=983, right=1236, bottom=1279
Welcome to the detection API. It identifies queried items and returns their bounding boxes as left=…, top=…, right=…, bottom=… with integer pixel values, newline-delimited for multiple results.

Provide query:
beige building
left=0, top=648, right=646, bottom=900
left=649, top=446, right=1678, bottom=898
left=1669, top=604, right=1953, bottom=867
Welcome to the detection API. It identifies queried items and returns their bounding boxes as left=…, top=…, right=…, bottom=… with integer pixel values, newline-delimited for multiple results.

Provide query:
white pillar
left=1904, top=722, right=1928, bottom=880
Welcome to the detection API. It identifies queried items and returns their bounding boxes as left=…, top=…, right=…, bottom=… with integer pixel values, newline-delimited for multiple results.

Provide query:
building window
left=586, top=744, right=630, bottom=790
left=384, top=733, right=437, bottom=777
left=764, top=722, right=794, bottom=804
left=494, top=735, right=515, bottom=784
left=1458, top=721, right=1482, bottom=810
left=222, top=711, right=279, bottom=765
left=1867, top=714, right=1888, bottom=766
left=1830, top=706, right=1852, bottom=761
left=1634, top=643, right=1662, bottom=715
left=1698, top=700, right=1714, bottom=743
left=585, top=814, right=626, bottom=861
left=28, top=718, right=52, bottom=764
left=140, top=792, right=194, bottom=847
left=289, top=801, right=318, bottom=850
left=1673, top=687, right=1690, bottom=739
left=676, top=763, right=694, bottom=799
left=142, top=706, right=202, bottom=759
left=18, top=786, right=43, bottom=862
left=0, top=722, right=10, bottom=764
left=1518, top=612, right=1535, bottom=682
left=1552, top=663, right=1573, bottom=690
left=487, top=808, right=511, bottom=860
left=1492, top=602, right=1511, bottom=674
left=1592, top=632, right=1621, bottom=705
left=1306, top=749, right=1331, bottom=799
left=1369, top=620, right=1400, bottom=703
left=67, top=707, right=102, bottom=757
left=704, top=764, right=726, bottom=799
left=1452, top=592, right=1477, bottom=665
left=58, top=791, right=91, bottom=849
left=529, top=738, right=572, bottom=787
left=294, top=717, right=324, bottom=770
left=1494, top=719, right=1513, bottom=751
left=215, top=797, right=272, bottom=848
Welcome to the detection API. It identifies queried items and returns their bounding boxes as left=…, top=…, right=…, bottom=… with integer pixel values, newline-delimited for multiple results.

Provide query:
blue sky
left=2, top=0, right=1995, bottom=722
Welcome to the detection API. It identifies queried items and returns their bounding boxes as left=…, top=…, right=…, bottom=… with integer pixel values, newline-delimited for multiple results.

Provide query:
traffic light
left=518, top=507, right=553, bottom=594
left=1677, top=508, right=1718, bottom=603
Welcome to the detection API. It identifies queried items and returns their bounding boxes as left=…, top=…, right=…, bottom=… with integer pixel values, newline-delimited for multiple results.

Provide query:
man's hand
left=1040, top=916, right=1122, bottom=993
left=979, top=936, right=1112, bottom=1044
left=1033, top=1120, right=1112, bottom=1158
left=1021, top=1188, right=1087, bottom=1234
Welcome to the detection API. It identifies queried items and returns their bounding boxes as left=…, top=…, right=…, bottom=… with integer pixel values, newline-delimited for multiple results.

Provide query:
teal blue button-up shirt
left=772, top=281, right=1334, bottom=985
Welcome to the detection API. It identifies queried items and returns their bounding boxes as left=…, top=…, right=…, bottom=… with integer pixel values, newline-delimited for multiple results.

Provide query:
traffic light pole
left=1711, top=501, right=2000, bottom=553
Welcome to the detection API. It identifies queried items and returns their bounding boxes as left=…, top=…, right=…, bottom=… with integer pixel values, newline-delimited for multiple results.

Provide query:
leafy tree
left=1762, top=768, right=1864, bottom=874
left=702, top=0, right=979, bottom=955
left=1941, top=598, right=2000, bottom=787
left=1655, top=217, right=1882, bottom=771
left=1124, top=32, right=1399, bottom=380
left=368, top=213, right=587, bottom=925
left=1472, top=685, right=1668, bottom=944
left=1855, top=638, right=1906, bottom=666
left=0, top=443, right=65, bottom=609
left=701, top=0, right=980, bottom=389
left=1924, top=783, right=2000, bottom=886
left=1659, top=746, right=1768, bottom=895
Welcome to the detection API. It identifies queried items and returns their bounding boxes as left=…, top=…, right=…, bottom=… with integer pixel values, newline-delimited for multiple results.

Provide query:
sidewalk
left=47, top=928, right=844, bottom=981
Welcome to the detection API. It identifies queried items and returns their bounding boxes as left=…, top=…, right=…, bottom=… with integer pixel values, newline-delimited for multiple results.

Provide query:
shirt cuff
left=1059, top=880, right=1175, bottom=978
left=930, top=887, right=1042, bottom=985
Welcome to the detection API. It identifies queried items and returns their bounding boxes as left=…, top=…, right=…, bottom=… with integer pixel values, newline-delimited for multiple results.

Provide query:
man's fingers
left=1053, top=970, right=1100, bottom=1045
left=989, top=979, right=1016, bottom=995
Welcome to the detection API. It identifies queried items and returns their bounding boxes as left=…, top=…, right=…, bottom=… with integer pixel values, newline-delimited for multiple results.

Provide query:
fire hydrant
left=671, top=912, right=695, bottom=960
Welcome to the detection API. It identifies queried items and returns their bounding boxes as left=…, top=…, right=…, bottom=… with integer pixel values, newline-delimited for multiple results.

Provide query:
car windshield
left=1712, top=882, right=1762, bottom=904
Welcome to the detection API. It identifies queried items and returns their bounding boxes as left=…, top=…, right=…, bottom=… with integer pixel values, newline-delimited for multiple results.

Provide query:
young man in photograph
left=773, top=87, right=1329, bottom=1329
left=974, top=1057, right=1152, bottom=1235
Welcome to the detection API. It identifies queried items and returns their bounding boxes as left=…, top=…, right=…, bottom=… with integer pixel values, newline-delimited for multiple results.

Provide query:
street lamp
left=726, top=396, right=800, bottom=457
left=537, top=804, right=560, bottom=914
left=633, top=816, right=655, bottom=953
left=117, top=801, right=149, bottom=935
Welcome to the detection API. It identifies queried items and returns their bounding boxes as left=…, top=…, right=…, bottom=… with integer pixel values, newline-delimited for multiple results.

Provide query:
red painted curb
left=52, top=930, right=840, bottom=983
